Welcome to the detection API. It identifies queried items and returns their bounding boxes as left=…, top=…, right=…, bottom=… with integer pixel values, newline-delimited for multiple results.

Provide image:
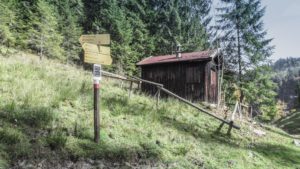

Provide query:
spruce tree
left=47, top=0, right=83, bottom=62
left=216, top=0, right=273, bottom=101
left=178, top=0, right=212, bottom=52
left=0, top=0, right=15, bottom=49
left=13, top=0, right=64, bottom=59
left=29, top=0, right=64, bottom=59
left=144, top=0, right=211, bottom=55
left=243, top=66, right=278, bottom=121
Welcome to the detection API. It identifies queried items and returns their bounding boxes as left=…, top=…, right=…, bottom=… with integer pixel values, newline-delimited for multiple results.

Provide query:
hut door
left=209, top=69, right=217, bottom=103
left=186, top=66, right=202, bottom=101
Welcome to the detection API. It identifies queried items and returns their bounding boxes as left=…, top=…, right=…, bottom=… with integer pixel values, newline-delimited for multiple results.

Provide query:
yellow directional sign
left=82, top=43, right=112, bottom=65
left=82, top=43, right=99, bottom=54
left=99, top=46, right=110, bottom=55
left=79, top=34, right=110, bottom=45
left=84, top=53, right=112, bottom=65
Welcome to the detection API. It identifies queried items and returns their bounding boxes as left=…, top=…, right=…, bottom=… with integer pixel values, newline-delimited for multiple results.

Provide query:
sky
left=212, top=0, right=300, bottom=61
left=262, top=0, right=300, bottom=60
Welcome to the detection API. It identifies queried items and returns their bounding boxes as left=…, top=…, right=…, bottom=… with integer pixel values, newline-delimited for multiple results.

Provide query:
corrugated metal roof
left=137, top=49, right=217, bottom=66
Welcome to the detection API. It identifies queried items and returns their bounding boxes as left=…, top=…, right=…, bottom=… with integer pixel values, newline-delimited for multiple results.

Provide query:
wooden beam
left=160, top=87, right=240, bottom=130
left=101, top=70, right=138, bottom=83
left=131, top=76, right=164, bottom=87
left=99, top=70, right=240, bottom=130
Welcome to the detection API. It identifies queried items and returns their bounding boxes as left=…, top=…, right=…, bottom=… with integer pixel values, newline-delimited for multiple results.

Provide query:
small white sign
left=93, top=64, right=102, bottom=82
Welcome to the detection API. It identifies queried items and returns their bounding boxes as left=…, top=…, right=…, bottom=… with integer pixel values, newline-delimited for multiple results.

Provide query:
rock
left=294, top=139, right=300, bottom=147
left=209, top=104, right=217, bottom=109
left=248, top=151, right=254, bottom=158
left=227, top=160, right=236, bottom=167
left=86, top=159, right=94, bottom=165
left=253, top=129, right=266, bottom=137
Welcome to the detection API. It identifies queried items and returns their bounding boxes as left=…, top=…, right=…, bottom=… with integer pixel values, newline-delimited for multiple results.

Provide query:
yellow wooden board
left=98, top=46, right=110, bottom=55
left=84, top=53, right=112, bottom=65
left=82, top=43, right=99, bottom=54
left=81, top=43, right=112, bottom=65
left=79, top=34, right=110, bottom=45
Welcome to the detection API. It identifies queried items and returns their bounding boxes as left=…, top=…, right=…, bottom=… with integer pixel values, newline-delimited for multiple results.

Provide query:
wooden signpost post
left=79, top=34, right=112, bottom=143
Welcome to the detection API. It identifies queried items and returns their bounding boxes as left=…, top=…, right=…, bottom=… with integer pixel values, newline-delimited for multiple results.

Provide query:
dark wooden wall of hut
left=205, top=62, right=218, bottom=103
left=140, top=60, right=218, bottom=103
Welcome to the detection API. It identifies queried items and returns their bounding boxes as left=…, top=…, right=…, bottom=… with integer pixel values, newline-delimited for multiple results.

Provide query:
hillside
left=0, top=52, right=300, bottom=169
left=272, top=57, right=300, bottom=109
left=276, top=111, right=300, bottom=135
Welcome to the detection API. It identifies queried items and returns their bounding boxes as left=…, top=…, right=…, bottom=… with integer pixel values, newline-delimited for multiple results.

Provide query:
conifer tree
left=144, top=0, right=211, bottom=55
left=47, top=0, right=83, bottom=62
left=0, top=0, right=15, bottom=48
left=13, top=0, right=64, bottom=59
left=243, top=66, right=278, bottom=121
left=216, top=0, right=273, bottom=101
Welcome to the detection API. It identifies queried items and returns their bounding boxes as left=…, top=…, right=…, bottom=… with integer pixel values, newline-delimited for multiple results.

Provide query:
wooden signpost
left=79, top=34, right=112, bottom=143
left=79, top=34, right=110, bottom=45
left=82, top=43, right=112, bottom=65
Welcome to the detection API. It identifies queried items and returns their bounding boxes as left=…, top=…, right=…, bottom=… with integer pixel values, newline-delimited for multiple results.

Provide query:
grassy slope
left=0, top=52, right=300, bottom=169
left=276, top=111, right=300, bottom=135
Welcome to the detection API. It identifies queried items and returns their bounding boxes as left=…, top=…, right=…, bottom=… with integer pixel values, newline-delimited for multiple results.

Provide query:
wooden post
left=156, top=87, right=161, bottom=108
left=231, top=101, right=238, bottom=121
left=93, top=81, right=100, bottom=143
left=93, top=64, right=101, bottom=143
left=128, top=81, right=133, bottom=98
left=238, top=103, right=243, bottom=120
left=216, top=122, right=225, bottom=133
left=138, top=81, right=142, bottom=90
left=227, top=121, right=233, bottom=135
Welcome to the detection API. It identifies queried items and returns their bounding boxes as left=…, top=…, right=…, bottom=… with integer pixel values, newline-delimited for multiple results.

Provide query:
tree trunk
left=236, top=1, right=243, bottom=103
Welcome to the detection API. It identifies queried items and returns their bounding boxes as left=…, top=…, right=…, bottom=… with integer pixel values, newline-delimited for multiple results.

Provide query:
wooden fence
left=101, top=70, right=240, bottom=132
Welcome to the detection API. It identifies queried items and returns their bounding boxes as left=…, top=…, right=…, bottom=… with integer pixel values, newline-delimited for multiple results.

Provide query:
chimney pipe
left=176, top=44, right=182, bottom=58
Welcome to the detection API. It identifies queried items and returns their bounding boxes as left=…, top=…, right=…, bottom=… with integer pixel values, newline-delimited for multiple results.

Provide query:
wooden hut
left=137, top=49, right=221, bottom=103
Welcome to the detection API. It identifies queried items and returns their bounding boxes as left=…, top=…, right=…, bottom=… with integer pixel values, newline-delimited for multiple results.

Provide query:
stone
left=253, top=129, right=266, bottom=137
left=294, top=139, right=300, bottom=147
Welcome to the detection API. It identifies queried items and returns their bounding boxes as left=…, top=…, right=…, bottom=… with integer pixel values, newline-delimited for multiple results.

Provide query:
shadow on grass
left=102, top=93, right=241, bottom=148
left=161, top=116, right=241, bottom=147
left=262, top=125, right=300, bottom=139
left=275, top=112, right=300, bottom=125
left=275, top=112, right=300, bottom=135
left=102, top=94, right=154, bottom=116
left=0, top=102, right=54, bottom=128
left=252, top=143, right=300, bottom=167
left=67, top=138, right=162, bottom=163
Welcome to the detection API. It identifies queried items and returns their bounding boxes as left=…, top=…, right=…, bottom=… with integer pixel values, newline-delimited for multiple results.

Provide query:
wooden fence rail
left=101, top=70, right=138, bottom=83
left=131, top=76, right=164, bottom=87
left=159, top=87, right=240, bottom=130
left=101, top=70, right=240, bottom=130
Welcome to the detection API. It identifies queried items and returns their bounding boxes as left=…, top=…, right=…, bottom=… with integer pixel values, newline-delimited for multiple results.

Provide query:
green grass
left=0, top=51, right=300, bottom=168
left=276, top=111, right=300, bottom=135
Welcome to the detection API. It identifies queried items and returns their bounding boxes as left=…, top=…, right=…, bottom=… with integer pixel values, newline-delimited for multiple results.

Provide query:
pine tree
left=144, top=0, right=211, bottom=55
left=243, top=66, right=278, bottom=121
left=178, top=0, right=212, bottom=52
left=0, top=0, right=15, bottom=49
left=47, top=0, right=83, bottom=62
left=82, top=0, right=154, bottom=75
left=13, top=0, right=64, bottom=59
left=216, top=0, right=273, bottom=101
left=30, top=0, right=64, bottom=59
